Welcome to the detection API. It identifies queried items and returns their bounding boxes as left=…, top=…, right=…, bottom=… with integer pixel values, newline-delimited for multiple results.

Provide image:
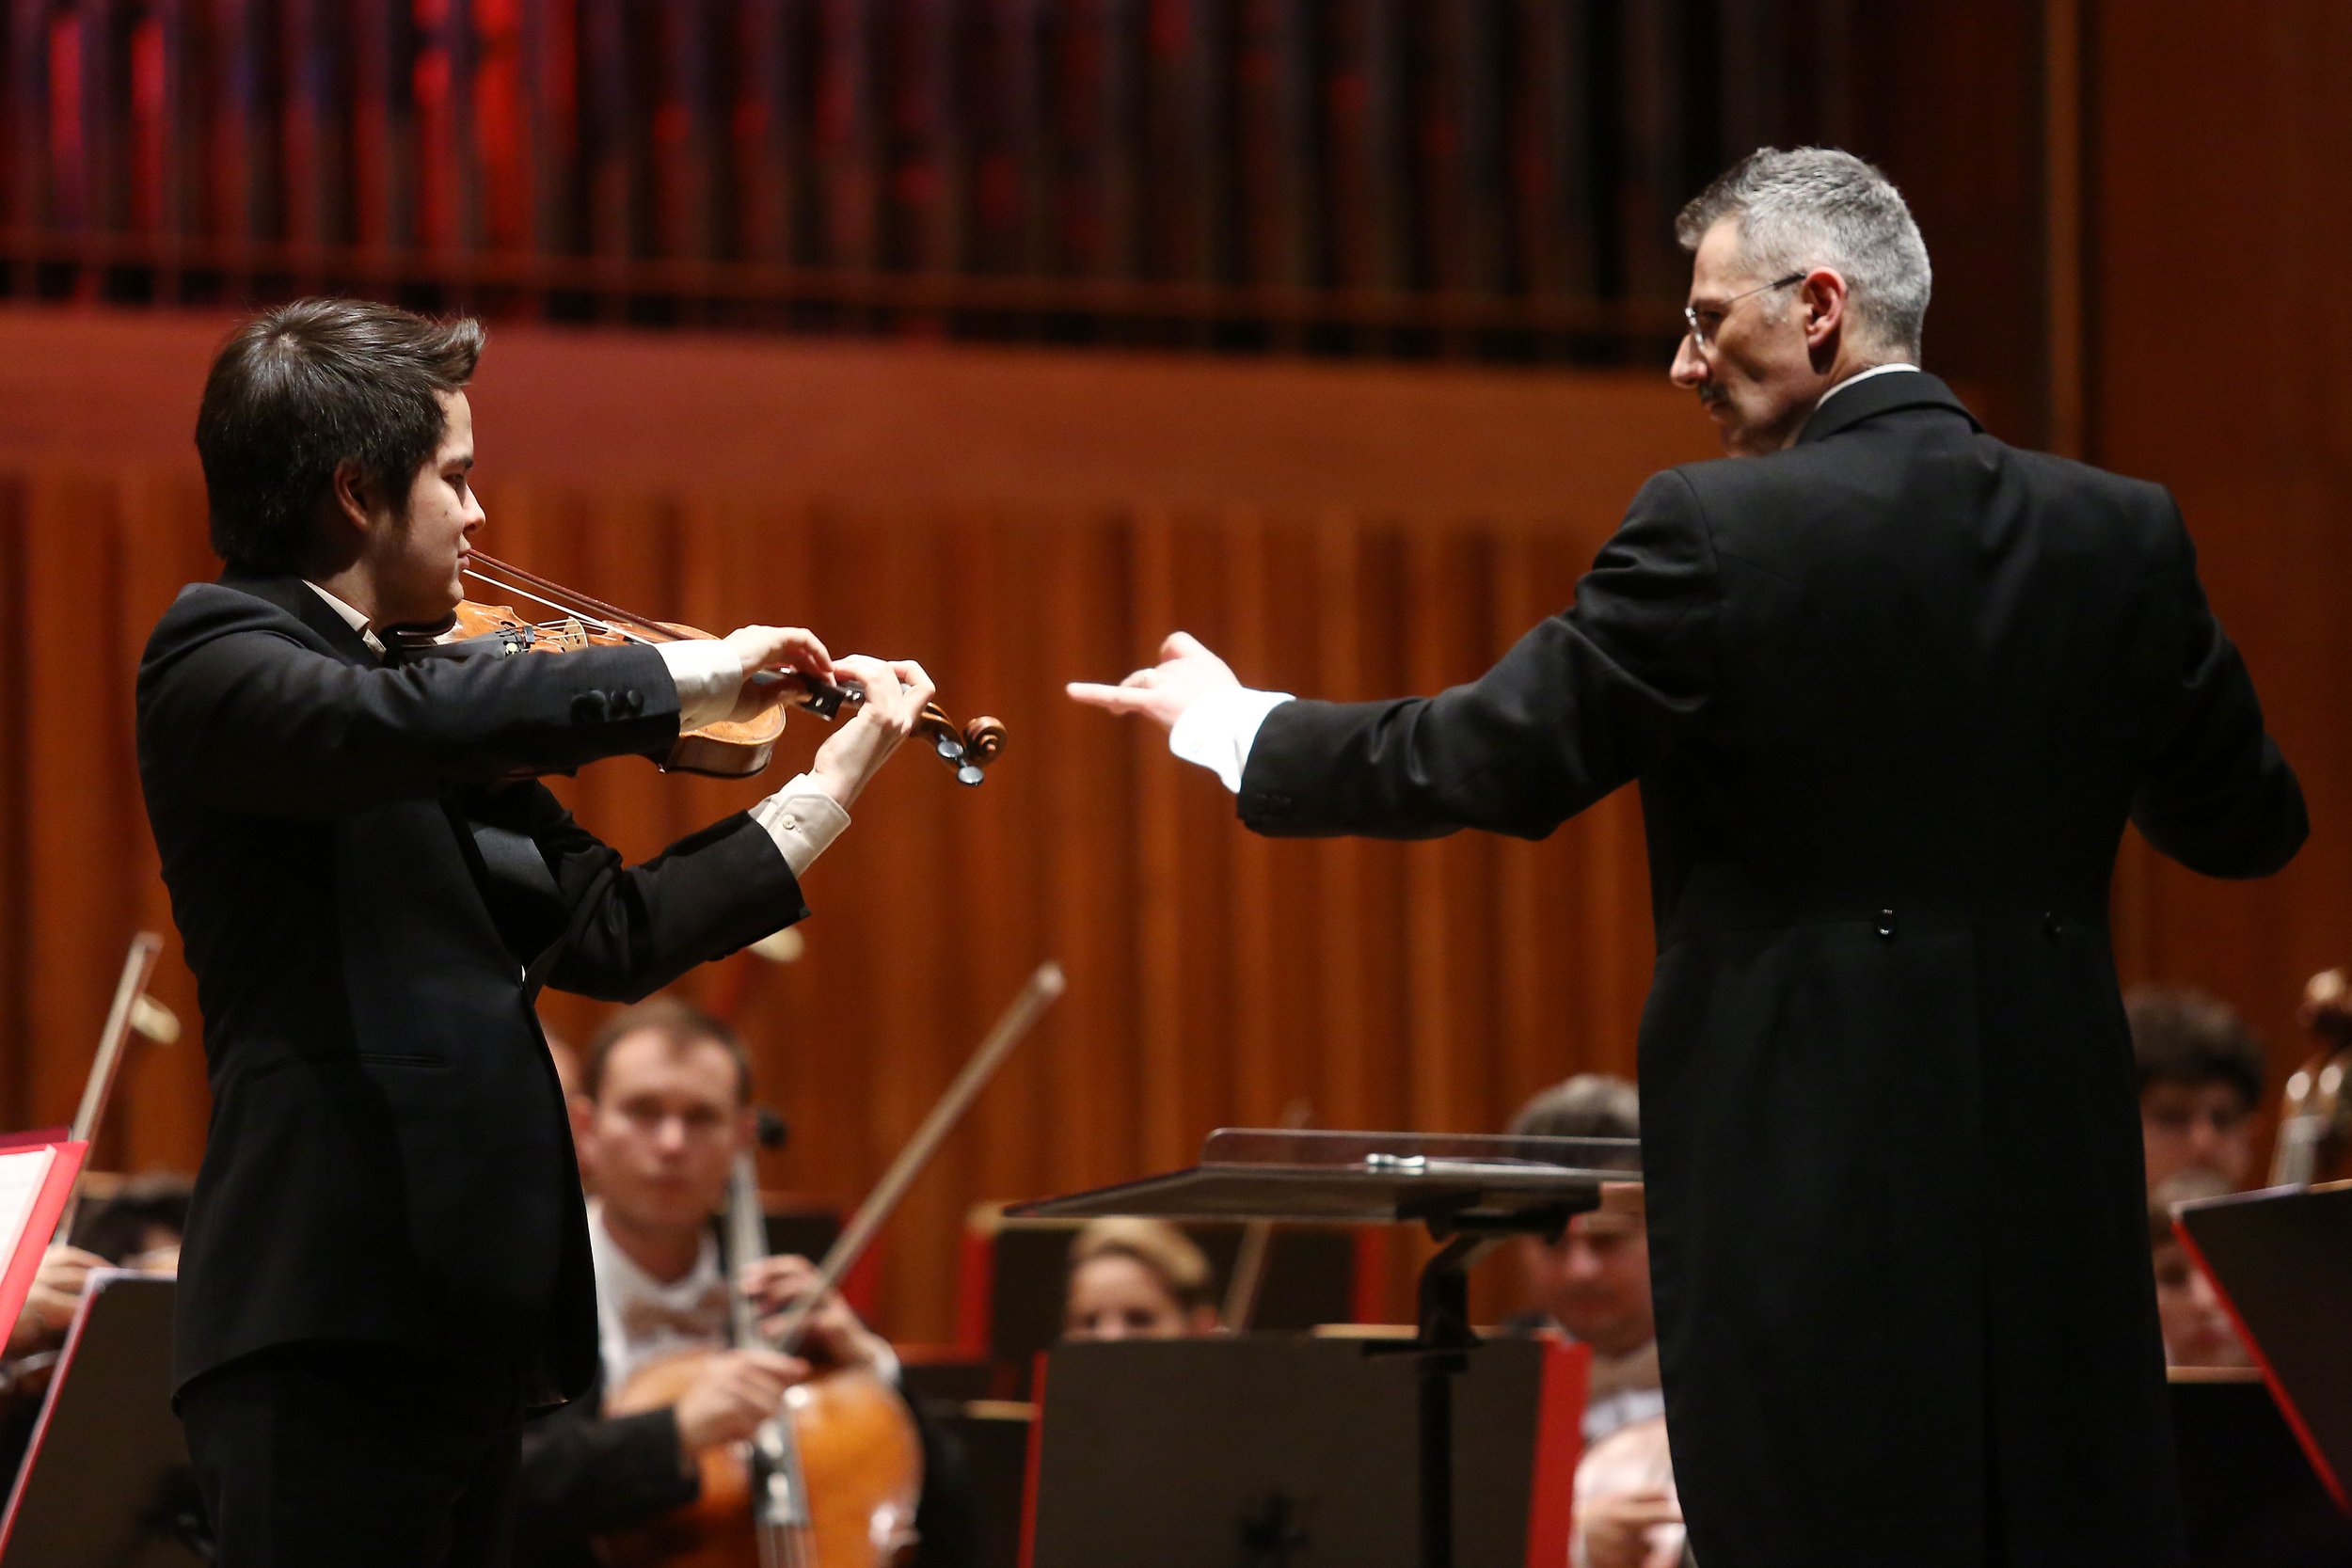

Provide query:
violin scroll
left=798, top=674, right=1007, bottom=786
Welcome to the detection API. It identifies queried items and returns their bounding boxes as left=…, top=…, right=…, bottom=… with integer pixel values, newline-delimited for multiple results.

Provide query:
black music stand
left=1011, top=1128, right=1641, bottom=1568
left=2175, top=1180, right=2352, bottom=1520
left=0, top=1271, right=207, bottom=1566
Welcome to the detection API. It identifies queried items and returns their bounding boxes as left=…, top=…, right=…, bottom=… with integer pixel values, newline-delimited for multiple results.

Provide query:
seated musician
left=1060, top=1218, right=1221, bottom=1341
left=1571, top=1417, right=1688, bottom=1568
left=69, top=1171, right=195, bottom=1274
left=2148, top=1170, right=2252, bottom=1370
left=2, top=1244, right=110, bottom=1490
left=2127, top=986, right=2265, bottom=1192
left=514, top=998, right=976, bottom=1568
left=3, top=1177, right=196, bottom=1487
left=1500, top=1075, right=1663, bottom=1447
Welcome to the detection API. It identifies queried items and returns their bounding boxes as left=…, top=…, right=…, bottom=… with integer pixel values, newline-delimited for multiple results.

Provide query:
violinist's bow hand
left=1066, top=631, right=1238, bottom=732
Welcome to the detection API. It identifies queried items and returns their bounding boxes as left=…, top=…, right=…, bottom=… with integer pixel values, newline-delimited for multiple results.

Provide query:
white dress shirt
left=1162, top=364, right=1925, bottom=793
left=302, top=581, right=847, bottom=877
left=586, top=1199, right=732, bottom=1394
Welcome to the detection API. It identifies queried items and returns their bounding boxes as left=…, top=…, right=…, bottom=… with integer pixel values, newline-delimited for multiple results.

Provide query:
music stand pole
left=1377, top=1202, right=1584, bottom=1568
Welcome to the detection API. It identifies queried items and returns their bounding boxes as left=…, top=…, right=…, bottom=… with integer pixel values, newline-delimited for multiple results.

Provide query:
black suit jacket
left=1239, top=373, right=2305, bottom=1568
left=137, top=573, right=808, bottom=1402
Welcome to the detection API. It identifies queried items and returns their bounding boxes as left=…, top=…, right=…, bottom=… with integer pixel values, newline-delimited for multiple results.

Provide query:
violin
left=393, top=549, right=1005, bottom=784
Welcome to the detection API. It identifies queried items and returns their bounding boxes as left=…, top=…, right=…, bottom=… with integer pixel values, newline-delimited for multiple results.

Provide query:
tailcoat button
left=570, top=691, right=608, bottom=724
left=1875, top=909, right=1897, bottom=939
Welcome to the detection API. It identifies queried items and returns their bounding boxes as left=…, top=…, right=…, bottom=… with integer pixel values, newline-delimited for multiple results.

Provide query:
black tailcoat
left=1237, top=373, right=2305, bottom=1567
left=136, top=574, right=807, bottom=1403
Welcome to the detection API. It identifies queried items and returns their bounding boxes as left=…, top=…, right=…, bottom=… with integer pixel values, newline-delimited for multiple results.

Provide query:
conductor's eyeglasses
left=1683, top=272, right=1807, bottom=352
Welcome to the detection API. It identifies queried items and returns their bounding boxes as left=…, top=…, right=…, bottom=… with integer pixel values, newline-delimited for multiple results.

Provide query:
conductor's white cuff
left=1168, top=687, right=1294, bottom=794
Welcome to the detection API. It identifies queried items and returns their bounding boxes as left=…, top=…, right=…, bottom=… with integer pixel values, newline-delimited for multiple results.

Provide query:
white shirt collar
left=301, top=580, right=387, bottom=658
left=1812, top=362, right=1921, bottom=411
left=587, top=1198, right=729, bottom=1391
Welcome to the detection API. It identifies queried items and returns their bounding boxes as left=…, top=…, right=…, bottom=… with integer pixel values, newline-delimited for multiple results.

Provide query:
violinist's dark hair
left=195, top=298, right=484, bottom=574
left=583, top=996, right=754, bottom=1106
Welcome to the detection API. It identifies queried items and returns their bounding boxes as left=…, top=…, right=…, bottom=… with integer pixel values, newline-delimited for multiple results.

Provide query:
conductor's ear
left=1801, top=268, right=1850, bottom=356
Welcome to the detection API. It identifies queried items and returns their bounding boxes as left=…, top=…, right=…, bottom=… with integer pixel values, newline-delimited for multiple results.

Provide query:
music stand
left=0, top=1272, right=207, bottom=1566
left=1012, top=1128, right=1641, bottom=1568
left=2174, top=1180, right=2352, bottom=1517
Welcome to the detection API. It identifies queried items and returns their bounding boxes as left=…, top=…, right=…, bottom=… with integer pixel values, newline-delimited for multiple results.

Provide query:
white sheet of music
left=0, top=1145, right=59, bottom=1265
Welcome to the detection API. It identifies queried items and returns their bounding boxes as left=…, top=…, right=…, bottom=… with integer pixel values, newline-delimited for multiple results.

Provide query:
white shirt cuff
left=1168, top=687, right=1293, bottom=794
left=750, top=774, right=850, bottom=879
left=658, top=640, right=746, bottom=733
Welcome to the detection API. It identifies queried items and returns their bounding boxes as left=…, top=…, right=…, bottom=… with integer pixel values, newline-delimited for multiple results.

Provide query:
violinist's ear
left=329, top=459, right=377, bottom=535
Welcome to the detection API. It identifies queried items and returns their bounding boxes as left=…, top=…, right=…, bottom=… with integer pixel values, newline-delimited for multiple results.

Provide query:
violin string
left=461, top=566, right=659, bottom=647
left=466, top=549, right=686, bottom=641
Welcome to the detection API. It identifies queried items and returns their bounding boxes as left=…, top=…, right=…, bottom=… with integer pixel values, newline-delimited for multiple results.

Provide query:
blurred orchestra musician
left=1499, top=1076, right=1662, bottom=1448
left=514, top=999, right=976, bottom=1568
left=1059, top=1218, right=1221, bottom=1342
left=3, top=1176, right=195, bottom=1492
left=2145, top=1171, right=2250, bottom=1371
left=2, top=1244, right=112, bottom=1492
left=1072, top=147, right=2307, bottom=1567
left=1502, top=1078, right=1685, bottom=1568
left=137, top=297, right=941, bottom=1567
left=2127, top=986, right=2265, bottom=1193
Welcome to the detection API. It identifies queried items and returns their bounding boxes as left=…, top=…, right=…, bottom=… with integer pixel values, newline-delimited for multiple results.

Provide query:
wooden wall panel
left=2087, top=0, right=2352, bottom=1127
left=0, top=311, right=1699, bottom=1338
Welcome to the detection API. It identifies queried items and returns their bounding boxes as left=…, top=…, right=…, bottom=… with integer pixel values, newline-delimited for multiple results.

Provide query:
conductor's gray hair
left=1676, top=147, right=1931, bottom=362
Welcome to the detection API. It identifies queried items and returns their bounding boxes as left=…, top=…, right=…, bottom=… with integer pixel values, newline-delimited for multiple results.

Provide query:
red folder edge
left=1525, top=1337, right=1592, bottom=1568
left=0, top=1138, right=87, bottom=1340
left=2172, top=1211, right=2351, bottom=1515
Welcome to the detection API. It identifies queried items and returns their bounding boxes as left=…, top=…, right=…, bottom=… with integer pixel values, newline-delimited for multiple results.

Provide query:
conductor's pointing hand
left=1066, top=631, right=1238, bottom=731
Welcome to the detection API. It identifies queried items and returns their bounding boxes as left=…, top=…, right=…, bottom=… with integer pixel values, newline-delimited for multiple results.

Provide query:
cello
left=603, top=963, right=1066, bottom=1568
left=2270, top=966, right=2352, bottom=1187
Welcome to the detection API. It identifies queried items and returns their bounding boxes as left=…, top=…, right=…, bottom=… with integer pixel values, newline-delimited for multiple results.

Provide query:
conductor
left=1070, top=149, right=2306, bottom=1567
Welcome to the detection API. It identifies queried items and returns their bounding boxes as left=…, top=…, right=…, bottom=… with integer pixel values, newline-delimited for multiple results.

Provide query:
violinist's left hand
left=739, top=1254, right=892, bottom=1378
left=808, top=655, right=937, bottom=810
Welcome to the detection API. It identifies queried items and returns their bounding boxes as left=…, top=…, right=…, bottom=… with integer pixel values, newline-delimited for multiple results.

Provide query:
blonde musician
left=513, top=999, right=977, bottom=1568
left=1059, top=1219, right=1220, bottom=1342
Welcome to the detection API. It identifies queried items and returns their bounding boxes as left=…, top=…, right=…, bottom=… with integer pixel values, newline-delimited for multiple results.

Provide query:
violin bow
left=768, top=962, right=1066, bottom=1356
left=54, top=933, right=168, bottom=1242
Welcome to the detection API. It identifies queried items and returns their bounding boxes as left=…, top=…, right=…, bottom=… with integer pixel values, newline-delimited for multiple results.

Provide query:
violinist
left=138, top=297, right=939, bottom=1568
left=515, top=1000, right=976, bottom=1568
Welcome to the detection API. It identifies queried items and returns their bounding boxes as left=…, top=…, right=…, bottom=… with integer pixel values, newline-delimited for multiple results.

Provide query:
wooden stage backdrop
left=5, top=0, right=2351, bottom=1342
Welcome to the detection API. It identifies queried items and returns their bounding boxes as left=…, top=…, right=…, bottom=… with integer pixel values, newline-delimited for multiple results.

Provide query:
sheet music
left=0, top=1146, right=58, bottom=1266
